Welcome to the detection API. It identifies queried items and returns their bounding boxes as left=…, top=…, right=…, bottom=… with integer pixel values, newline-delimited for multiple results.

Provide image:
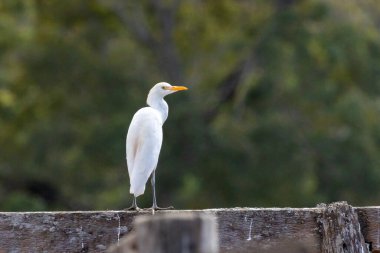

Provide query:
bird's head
left=150, top=82, right=188, bottom=97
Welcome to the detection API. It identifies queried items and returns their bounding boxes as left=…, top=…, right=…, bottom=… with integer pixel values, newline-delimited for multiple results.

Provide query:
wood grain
left=357, top=207, right=380, bottom=252
left=0, top=205, right=378, bottom=253
left=317, top=202, right=368, bottom=253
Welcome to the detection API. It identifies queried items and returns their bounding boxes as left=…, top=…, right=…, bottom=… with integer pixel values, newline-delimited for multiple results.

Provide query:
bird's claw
left=125, top=206, right=141, bottom=211
left=151, top=206, right=174, bottom=211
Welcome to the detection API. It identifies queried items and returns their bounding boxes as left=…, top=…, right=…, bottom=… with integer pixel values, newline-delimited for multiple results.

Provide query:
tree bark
left=317, top=202, right=369, bottom=253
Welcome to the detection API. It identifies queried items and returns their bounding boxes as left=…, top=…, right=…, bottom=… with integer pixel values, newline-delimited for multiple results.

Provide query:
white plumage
left=126, top=82, right=188, bottom=209
left=127, top=107, right=163, bottom=196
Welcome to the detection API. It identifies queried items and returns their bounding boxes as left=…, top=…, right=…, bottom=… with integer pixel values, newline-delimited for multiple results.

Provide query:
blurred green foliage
left=0, top=0, right=380, bottom=211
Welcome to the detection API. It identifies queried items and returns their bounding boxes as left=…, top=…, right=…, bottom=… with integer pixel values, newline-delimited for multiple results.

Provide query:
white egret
left=126, top=82, right=188, bottom=210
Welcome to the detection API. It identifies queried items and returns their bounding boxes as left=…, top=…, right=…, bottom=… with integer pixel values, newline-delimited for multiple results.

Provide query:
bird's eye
left=161, top=86, right=167, bottom=90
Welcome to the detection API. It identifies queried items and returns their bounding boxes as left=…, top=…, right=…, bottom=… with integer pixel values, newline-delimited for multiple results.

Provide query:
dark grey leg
left=125, top=196, right=140, bottom=211
left=151, top=170, right=158, bottom=208
left=151, top=170, right=174, bottom=210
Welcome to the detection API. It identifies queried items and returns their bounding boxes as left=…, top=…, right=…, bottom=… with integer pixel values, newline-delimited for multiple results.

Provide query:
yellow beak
left=168, top=86, right=188, bottom=91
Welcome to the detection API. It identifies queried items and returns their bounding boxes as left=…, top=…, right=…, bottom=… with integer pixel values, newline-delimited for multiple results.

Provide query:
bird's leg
left=151, top=169, right=174, bottom=210
left=125, top=196, right=140, bottom=211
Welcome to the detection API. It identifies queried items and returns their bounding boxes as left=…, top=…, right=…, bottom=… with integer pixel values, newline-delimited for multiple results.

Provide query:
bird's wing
left=126, top=107, right=163, bottom=196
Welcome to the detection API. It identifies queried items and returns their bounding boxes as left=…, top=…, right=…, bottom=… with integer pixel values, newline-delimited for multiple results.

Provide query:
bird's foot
left=151, top=205, right=174, bottom=211
left=124, top=205, right=141, bottom=211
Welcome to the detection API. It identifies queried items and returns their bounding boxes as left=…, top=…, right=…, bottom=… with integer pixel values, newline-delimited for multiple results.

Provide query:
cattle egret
left=126, top=82, right=188, bottom=210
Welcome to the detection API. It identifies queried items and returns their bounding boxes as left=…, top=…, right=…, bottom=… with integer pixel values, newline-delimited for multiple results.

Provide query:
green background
left=1, top=0, right=380, bottom=211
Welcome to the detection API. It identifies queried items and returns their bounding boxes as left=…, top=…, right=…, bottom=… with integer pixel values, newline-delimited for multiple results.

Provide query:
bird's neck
left=147, top=94, right=169, bottom=123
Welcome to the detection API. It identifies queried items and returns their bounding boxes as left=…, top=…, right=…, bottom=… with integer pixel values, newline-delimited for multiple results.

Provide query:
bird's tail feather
left=130, top=172, right=149, bottom=197
left=130, top=185, right=145, bottom=197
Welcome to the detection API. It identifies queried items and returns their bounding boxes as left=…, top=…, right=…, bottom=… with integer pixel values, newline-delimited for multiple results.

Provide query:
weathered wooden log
left=0, top=203, right=378, bottom=253
left=317, top=202, right=369, bottom=253
left=108, top=213, right=218, bottom=253
left=0, top=208, right=320, bottom=253
left=356, top=207, right=380, bottom=253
